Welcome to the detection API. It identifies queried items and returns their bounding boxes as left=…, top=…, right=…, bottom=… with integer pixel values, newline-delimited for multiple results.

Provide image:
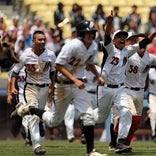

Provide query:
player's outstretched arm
left=148, top=32, right=156, bottom=41
left=139, top=32, right=156, bottom=50
left=105, top=10, right=113, bottom=36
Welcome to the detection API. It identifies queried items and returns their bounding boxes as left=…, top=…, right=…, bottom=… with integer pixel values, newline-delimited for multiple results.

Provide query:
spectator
left=92, top=4, right=106, bottom=30
left=144, top=7, right=156, bottom=36
left=8, top=15, right=23, bottom=42
left=54, top=2, right=65, bottom=26
left=70, top=5, right=86, bottom=28
left=69, top=3, right=80, bottom=21
left=123, top=5, right=141, bottom=34
left=112, top=6, right=123, bottom=33
left=29, top=16, right=46, bottom=36
left=29, top=16, right=47, bottom=47
left=0, top=14, right=7, bottom=36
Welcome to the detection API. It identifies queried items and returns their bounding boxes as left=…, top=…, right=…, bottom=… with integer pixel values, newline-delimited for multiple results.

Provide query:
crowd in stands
left=0, top=2, right=156, bottom=72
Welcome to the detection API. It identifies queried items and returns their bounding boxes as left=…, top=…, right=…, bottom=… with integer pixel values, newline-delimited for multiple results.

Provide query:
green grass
left=0, top=140, right=156, bottom=156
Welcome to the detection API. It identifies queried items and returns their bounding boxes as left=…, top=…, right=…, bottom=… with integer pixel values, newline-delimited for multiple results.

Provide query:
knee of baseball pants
left=81, top=113, right=95, bottom=126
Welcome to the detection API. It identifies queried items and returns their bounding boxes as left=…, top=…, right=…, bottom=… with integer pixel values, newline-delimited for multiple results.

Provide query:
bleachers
left=21, top=0, right=156, bottom=38
left=24, top=0, right=155, bottom=21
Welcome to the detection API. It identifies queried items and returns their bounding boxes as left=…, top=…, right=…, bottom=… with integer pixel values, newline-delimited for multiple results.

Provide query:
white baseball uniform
left=125, top=52, right=156, bottom=116
left=8, top=66, right=31, bottom=139
left=97, top=41, right=141, bottom=140
left=12, top=47, right=56, bottom=150
left=148, top=68, right=156, bottom=137
left=41, top=38, right=98, bottom=127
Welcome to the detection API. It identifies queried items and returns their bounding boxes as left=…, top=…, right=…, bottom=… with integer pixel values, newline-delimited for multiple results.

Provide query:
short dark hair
left=114, top=6, right=119, bottom=10
left=33, top=30, right=45, bottom=39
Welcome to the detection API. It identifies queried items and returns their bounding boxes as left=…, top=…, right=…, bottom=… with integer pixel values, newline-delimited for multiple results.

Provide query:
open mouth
left=120, top=40, right=125, bottom=45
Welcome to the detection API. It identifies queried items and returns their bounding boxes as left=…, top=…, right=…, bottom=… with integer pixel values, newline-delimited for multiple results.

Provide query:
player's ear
left=31, top=40, right=35, bottom=48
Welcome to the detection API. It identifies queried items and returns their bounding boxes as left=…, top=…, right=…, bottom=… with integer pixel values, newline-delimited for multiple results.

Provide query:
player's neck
left=32, top=48, right=44, bottom=56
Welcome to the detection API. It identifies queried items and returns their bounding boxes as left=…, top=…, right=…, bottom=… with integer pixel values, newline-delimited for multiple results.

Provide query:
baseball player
left=109, top=32, right=156, bottom=152
left=8, top=65, right=32, bottom=146
left=64, top=65, right=101, bottom=143
left=11, top=30, right=56, bottom=155
left=148, top=67, right=156, bottom=142
left=15, top=20, right=108, bottom=156
left=7, top=38, right=32, bottom=145
left=95, top=10, right=154, bottom=154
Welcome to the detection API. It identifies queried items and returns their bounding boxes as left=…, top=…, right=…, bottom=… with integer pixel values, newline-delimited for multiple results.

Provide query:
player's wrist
left=49, top=83, right=53, bottom=89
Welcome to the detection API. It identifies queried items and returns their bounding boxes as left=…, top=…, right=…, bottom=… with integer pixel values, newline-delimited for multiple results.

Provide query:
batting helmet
left=76, top=20, right=97, bottom=38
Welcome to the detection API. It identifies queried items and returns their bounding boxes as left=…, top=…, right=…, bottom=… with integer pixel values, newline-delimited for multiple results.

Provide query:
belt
left=27, top=83, right=49, bottom=88
left=106, top=83, right=124, bottom=88
left=87, top=91, right=96, bottom=94
left=56, top=78, right=84, bottom=85
left=126, top=87, right=144, bottom=91
left=55, top=80, right=74, bottom=84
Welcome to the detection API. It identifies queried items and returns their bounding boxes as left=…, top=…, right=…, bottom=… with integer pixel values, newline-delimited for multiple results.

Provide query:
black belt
left=106, top=83, right=124, bottom=88
left=27, top=83, right=49, bottom=88
left=55, top=80, right=74, bottom=84
left=126, top=87, right=144, bottom=91
left=56, top=78, right=84, bottom=85
left=87, top=91, right=96, bottom=94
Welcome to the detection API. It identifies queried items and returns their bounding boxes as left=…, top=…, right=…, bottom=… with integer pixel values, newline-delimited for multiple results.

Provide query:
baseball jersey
left=101, top=42, right=140, bottom=84
left=149, top=68, right=156, bottom=94
left=55, top=38, right=98, bottom=80
left=12, top=48, right=56, bottom=84
left=125, top=52, right=156, bottom=88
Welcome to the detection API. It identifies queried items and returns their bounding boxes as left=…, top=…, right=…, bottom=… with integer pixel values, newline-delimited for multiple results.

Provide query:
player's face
left=33, top=34, right=46, bottom=50
left=83, top=31, right=94, bottom=47
left=126, top=36, right=137, bottom=46
left=113, top=34, right=127, bottom=50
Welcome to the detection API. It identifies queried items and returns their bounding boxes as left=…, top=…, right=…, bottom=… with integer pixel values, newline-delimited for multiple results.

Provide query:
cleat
left=109, top=144, right=116, bottom=151
left=34, top=146, right=46, bottom=155
left=115, top=142, right=132, bottom=154
left=68, top=137, right=75, bottom=142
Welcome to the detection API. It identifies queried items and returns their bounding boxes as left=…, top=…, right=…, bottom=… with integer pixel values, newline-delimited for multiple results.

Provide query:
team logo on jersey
left=122, top=57, right=127, bottom=66
left=142, top=65, right=150, bottom=73
left=150, top=79, right=155, bottom=85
